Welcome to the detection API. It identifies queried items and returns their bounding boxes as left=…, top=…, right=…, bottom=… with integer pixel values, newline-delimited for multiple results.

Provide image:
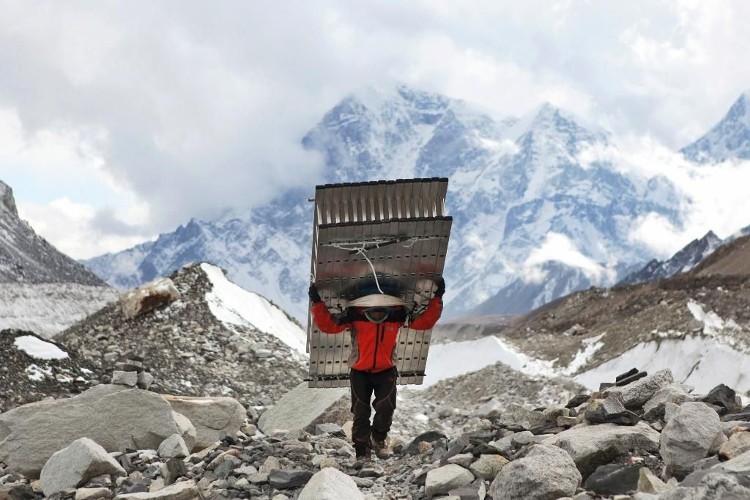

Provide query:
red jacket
left=311, top=298, right=443, bottom=373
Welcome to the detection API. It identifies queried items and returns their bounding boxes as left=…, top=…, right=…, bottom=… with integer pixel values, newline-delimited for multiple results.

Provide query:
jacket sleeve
left=408, top=297, right=443, bottom=330
left=311, top=301, right=349, bottom=334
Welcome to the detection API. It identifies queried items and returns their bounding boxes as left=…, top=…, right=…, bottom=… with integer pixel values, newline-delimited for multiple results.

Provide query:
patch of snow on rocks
left=561, top=332, right=606, bottom=376
left=25, top=364, right=53, bottom=381
left=576, top=335, right=750, bottom=393
left=14, top=335, right=69, bottom=360
left=416, top=336, right=555, bottom=389
left=201, top=263, right=307, bottom=354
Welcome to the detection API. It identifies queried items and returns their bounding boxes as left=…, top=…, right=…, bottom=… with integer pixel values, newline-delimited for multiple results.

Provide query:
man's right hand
left=308, top=283, right=322, bottom=302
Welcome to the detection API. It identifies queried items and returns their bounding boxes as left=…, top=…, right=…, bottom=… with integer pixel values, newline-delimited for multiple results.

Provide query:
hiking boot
left=352, top=444, right=372, bottom=469
left=371, top=437, right=391, bottom=459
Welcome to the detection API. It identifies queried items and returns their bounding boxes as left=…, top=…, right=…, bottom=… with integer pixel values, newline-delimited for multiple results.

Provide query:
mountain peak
left=681, top=91, right=750, bottom=163
left=1, top=180, right=18, bottom=217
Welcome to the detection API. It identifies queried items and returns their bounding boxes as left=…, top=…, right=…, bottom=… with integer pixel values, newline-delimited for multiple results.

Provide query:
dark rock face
left=0, top=180, right=105, bottom=286
left=584, top=464, right=641, bottom=495
left=620, top=231, right=723, bottom=285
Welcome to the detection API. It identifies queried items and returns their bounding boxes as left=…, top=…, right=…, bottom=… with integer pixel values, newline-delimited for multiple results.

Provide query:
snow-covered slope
left=681, top=91, right=750, bottom=163
left=85, top=85, right=682, bottom=320
left=0, top=283, right=118, bottom=338
left=201, top=263, right=306, bottom=354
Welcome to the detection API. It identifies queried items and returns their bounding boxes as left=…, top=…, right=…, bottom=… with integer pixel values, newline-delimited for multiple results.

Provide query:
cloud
left=18, top=197, right=153, bottom=259
left=522, top=232, right=615, bottom=282
left=578, top=135, right=750, bottom=256
left=1, top=1, right=750, bottom=258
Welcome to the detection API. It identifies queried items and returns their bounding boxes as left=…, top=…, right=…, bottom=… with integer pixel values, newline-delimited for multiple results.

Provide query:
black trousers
left=349, top=367, right=398, bottom=451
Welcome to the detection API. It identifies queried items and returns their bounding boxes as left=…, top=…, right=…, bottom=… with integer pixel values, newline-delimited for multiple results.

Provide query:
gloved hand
left=308, top=283, right=322, bottom=302
left=435, top=277, right=445, bottom=298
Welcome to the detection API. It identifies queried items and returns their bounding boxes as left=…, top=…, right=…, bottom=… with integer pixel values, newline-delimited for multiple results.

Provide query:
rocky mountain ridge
left=0, top=179, right=118, bottom=336
left=0, top=180, right=107, bottom=286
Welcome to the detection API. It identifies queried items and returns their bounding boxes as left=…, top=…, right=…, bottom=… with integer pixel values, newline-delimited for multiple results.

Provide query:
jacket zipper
left=371, top=323, right=383, bottom=371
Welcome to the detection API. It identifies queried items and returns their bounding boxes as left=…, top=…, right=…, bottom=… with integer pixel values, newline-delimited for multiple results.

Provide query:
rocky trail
left=2, top=363, right=750, bottom=499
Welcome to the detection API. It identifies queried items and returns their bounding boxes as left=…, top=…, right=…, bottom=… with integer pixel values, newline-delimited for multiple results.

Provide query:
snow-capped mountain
left=681, top=91, right=750, bottom=163
left=0, top=180, right=118, bottom=337
left=618, top=230, right=723, bottom=285
left=85, top=85, right=683, bottom=320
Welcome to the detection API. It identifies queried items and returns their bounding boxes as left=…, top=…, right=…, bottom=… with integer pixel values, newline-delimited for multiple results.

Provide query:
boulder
left=496, top=403, right=547, bottom=430
left=719, top=431, right=750, bottom=460
left=660, top=402, right=723, bottom=479
left=583, top=464, right=641, bottom=495
left=584, top=395, right=639, bottom=426
left=268, top=469, right=314, bottom=489
left=111, top=371, right=138, bottom=387
left=113, top=480, right=200, bottom=499
left=257, top=383, right=348, bottom=435
left=643, top=384, right=693, bottom=421
left=469, top=454, right=509, bottom=480
left=404, top=431, right=449, bottom=455
left=637, top=467, right=671, bottom=494
left=543, top=422, right=660, bottom=478
left=425, top=464, right=474, bottom=498
left=604, top=369, right=673, bottom=410
left=120, top=278, right=181, bottom=319
left=489, top=444, right=581, bottom=500
left=40, top=437, right=125, bottom=496
left=162, top=395, right=245, bottom=450
left=158, top=434, right=190, bottom=459
left=298, top=467, right=364, bottom=500
left=701, top=384, right=742, bottom=415
left=0, top=385, right=196, bottom=478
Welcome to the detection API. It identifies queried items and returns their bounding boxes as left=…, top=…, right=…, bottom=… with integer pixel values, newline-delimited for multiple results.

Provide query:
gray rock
left=119, top=278, right=181, bottom=319
left=157, top=434, right=189, bottom=459
left=446, top=453, right=475, bottom=468
left=469, top=454, right=508, bottom=480
left=113, top=480, right=200, bottom=499
left=637, top=467, right=670, bottom=494
left=40, top=437, right=125, bottom=497
left=268, top=469, right=314, bottom=489
left=489, top=444, right=581, bottom=500
left=298, top=467, right=364, bottom=500
left=315, top=423, right=344, bottom=436
left=659, top=473, right=750, bottom=500
left=584, top=395, right=639, bottom=426
left=661, top=402, right=723, bottom=479
left=257, top=383, right=348, bottom=434
left=719, top=431, right=750, bottom=460
left=111, top=371, right=138, bottom=387
left=643, top=384, right=692, bottom=421
left=496, top=403, right=547, bottom=429
left=75, top=487, right=113, bottom=500
left=0, top=385, right=195, bottom=478
left=425, top=464, right=474, bottom=498
left=162, top=395, right=245, bottom=450
left=583, top=464, right=641, bottom=495
left=604, top=369, right=674, bottom=410
left=137, top=372, right=155, bottom=390
left=544, top=422, right=660, bottom=478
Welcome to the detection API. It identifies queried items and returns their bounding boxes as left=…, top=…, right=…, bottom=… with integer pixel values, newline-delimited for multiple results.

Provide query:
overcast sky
left=1, top=0, right=750, bottom=259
